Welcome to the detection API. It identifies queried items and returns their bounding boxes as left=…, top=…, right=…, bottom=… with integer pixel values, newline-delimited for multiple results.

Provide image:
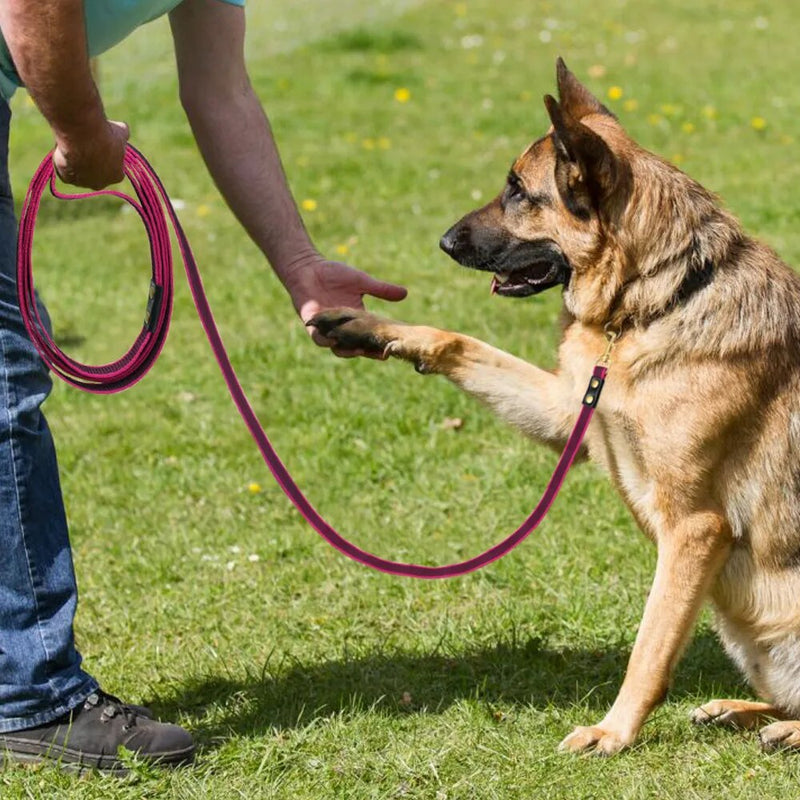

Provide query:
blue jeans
left=0, top=99, right=98, bottom=733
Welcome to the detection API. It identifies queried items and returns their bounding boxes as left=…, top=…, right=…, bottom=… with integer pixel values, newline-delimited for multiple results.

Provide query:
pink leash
left=17, top=144, right=609, bottom=579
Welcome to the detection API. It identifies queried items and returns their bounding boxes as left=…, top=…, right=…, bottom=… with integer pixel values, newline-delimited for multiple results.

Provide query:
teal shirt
left=0, top=0, right=245, bottom=100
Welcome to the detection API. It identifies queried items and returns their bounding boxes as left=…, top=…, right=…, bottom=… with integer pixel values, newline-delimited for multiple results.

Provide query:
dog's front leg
left=560, top=511, right=732, bottom=756
left=310, top=309, right=578, bottom=450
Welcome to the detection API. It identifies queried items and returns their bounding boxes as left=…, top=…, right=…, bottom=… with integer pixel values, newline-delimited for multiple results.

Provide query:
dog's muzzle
left=440, top=223, right=571, bottom=298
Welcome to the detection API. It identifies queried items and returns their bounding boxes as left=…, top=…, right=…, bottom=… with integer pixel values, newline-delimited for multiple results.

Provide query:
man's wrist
left=50, top=98, right=107, bottom=145
left=274, top=245, right=323, bottom=285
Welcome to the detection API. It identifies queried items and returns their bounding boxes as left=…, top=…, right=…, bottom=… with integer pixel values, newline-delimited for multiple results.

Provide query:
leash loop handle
left=18, top=151, right=174, bottom=392
left=17, top=144, right=605, bottom=579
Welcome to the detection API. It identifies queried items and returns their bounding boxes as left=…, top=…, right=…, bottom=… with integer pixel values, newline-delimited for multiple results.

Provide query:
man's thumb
left=366, top=278, right=407, bottom=302
left=109, top=120, right=130, bottom=140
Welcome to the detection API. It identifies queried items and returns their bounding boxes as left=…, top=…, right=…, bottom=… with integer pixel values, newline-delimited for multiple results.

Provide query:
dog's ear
left=555, top=57, right=614, bottom=120
left=544, top=93, right=622, bottom=217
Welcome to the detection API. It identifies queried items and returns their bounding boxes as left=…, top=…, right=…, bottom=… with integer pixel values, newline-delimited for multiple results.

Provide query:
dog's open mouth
left=490, top=261, right=568, bottom=297
left=440, top=228, right=572, bottom=298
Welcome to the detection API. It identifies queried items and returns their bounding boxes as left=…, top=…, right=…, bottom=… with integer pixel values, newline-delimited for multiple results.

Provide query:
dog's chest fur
left=587, top=386, right=664, bottom=540
left=559, top=325, right=666, bottom=538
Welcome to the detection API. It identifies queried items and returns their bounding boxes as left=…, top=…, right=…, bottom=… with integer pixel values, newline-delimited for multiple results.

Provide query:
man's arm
left=168, top=0, right=406, bottom=349
left=0, top=0, right=128, bottom=188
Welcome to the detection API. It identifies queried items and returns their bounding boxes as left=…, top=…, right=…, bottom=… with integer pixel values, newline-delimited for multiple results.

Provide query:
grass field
left=3, top=0, right=800, bottom=797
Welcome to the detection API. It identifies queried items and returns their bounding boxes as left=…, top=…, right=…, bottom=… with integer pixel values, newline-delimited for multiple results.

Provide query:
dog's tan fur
left=311, top=60, right=800, bottom=755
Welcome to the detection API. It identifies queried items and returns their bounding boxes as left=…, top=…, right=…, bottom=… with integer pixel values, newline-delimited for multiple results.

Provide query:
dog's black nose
left=439, top=225, right=464, bottom=257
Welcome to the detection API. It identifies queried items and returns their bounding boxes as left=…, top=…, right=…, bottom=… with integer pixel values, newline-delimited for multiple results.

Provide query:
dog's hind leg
left=689, top=699, right=783, bottom=730
left=709, top=601, right=800, bottom=751
left=691, top=700, right=800, bottom=752
left=759, top=721, right=800, bottom=752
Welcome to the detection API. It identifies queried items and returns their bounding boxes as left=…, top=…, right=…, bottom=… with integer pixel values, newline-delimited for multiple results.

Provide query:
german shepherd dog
left=310, top=59, right=800, bottom=755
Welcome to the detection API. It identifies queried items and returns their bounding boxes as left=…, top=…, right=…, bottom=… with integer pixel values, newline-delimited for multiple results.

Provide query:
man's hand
left=284, top=256, right=407, bottom=357
left=54, top=119, right=130, bottom=190
left=0, top=0, right=128, bottom=190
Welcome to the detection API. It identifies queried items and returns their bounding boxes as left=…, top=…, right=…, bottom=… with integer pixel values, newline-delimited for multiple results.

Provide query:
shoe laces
left=85, top=691, right=139, bottom=732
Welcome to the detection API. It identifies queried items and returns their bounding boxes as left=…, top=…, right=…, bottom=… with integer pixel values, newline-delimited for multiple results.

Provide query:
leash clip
left=583, top=326, right=618, bottom=407
left=597, top=325, right=619, bottom=368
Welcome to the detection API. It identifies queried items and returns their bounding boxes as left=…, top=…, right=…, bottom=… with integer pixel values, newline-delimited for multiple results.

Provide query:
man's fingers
left=52, top=119, right=130, bottom=189
left=52, top=148, right=69, bottom=182
left=331, top=347, right=388, bottom=359
left=331, top=347, right=363, bottom=359
left=308, top=326, right=335, bottom=348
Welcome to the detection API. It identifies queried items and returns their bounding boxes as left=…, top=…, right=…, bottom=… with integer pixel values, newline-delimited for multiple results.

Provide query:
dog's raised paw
left=306, top=309, right=361, bottom=338
left=306, top=309, right=388, bottom=353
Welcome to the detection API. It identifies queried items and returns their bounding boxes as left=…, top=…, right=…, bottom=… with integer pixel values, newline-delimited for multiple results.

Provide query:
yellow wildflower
left=394, top=87, right=411, bottom=103
left=751, top=116, right=767, bottom=131
left=607, top=86, right=623, bottom=101
left=247, top=482, right=262, bottom=494
left=301, top=199, right=317, bottom=211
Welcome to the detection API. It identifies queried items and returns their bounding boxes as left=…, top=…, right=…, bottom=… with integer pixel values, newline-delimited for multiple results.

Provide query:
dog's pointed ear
left=544, top=93, right=622, bottom=216
left=556, top=57, right=613, bottom=120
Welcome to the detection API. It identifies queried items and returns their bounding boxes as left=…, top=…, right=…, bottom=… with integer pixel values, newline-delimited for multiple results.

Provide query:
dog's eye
left=504, top=172, right=547, bottom=210
left=506, top=172, right=525, bottom=201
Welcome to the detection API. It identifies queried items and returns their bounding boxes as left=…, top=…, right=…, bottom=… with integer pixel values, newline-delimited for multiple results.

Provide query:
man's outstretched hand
left=284, top=256, right=407, bottom=357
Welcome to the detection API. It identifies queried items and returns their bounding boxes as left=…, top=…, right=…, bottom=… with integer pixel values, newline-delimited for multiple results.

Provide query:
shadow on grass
left=151, top=630, right=745, bottom=746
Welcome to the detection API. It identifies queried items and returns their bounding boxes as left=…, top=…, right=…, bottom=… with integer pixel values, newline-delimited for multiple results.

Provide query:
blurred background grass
left=3, top=0, right=800, bottom=797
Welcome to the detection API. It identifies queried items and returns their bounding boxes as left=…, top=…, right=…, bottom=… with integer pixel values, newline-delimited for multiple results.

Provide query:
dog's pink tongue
left=490, top=276, right=498, bottom=295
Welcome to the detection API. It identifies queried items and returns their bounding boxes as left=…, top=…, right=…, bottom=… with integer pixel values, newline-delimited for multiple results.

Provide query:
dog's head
left=440, top=58, right=636, bottom=321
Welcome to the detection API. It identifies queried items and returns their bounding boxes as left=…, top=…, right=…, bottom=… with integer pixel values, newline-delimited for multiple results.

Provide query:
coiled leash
left=17, top=144, right=613, bottom=579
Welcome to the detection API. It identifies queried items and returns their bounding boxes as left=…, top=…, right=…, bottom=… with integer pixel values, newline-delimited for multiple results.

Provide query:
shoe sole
left=1, top=741, right=195, bottom=775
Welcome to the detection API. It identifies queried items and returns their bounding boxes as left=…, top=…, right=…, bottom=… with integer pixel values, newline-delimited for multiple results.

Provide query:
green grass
left=3, top=0, right=800, bottom=797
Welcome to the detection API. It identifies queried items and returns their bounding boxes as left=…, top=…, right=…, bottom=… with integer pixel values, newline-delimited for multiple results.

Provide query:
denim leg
left=0, top=100, right=97, bottom=732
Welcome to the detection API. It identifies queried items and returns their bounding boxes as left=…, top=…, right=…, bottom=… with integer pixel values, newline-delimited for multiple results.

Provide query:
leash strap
left=17, top=144, right=607, bottom=579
